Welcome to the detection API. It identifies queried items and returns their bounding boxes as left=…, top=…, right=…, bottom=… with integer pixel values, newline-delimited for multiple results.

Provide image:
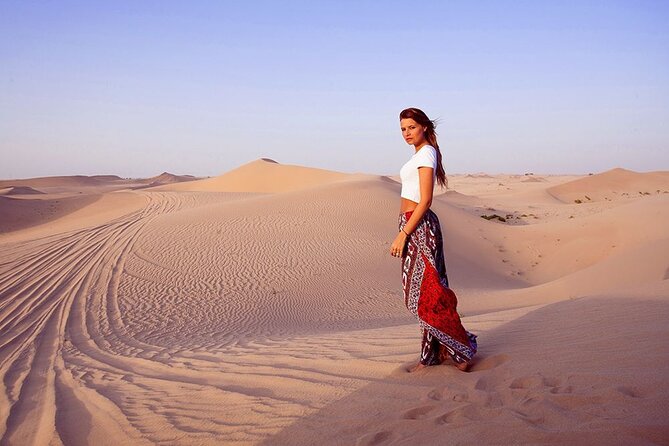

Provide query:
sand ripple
left=2, top=166, right=668, bottom=445
left=0, top=188, right=410, bottom=445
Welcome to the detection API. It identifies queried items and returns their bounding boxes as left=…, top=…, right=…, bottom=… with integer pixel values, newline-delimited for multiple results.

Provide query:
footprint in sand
left=550, top=385, right=575, bottom=394
left=469, top=353, right=509, bottom=372
left=509, top=374, right=561, bottom=390
left=483, top=392, right=503, bottom=409
left=452, top=392, right=468, bottom=402
left=510, top=408, right=545, bottom=426
left=402, top=405, right=437, bottom=420
left=517, top=395, right=543, bottom=408
left=427, top=388, right=444, bottom=401
left=616, top=385, right=645, bottom=398
left=428, top=385, right=469, bottom=402
left=356, top=431, right=392, bottom=446
left=474, top=377, right=492, bottom=391
left=435, top=404, right=486, bottom=425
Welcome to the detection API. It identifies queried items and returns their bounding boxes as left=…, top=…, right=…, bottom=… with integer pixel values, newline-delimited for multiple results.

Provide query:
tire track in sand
left=0, top=191, right=189, bottom=445
left=0, top=188, right=408, bottom=445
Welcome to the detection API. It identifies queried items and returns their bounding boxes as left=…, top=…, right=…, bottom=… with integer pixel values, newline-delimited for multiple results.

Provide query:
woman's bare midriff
left=400, top=198, right=419, bottom=213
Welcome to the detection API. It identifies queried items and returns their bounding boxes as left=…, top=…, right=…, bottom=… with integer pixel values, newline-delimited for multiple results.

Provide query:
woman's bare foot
left=408, top=362, right=427, bottom=373
left=455, top=361, right=470, bottom=372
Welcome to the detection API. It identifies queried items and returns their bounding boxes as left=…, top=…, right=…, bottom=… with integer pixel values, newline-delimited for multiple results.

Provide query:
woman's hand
left=390, top=230, right=408, bottom=258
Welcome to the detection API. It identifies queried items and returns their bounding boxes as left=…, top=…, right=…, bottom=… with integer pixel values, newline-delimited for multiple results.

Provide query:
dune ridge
left=0, top=174, right=124, bottom=188
left=132, top=171, right=199, bottom=189
left=0, top=194, right=102, bottom=234
left=151, top=158, right=362, bottom=193
left=0, top=186, right=45, bottom=195
left=547, top=167, right=669, bottom=203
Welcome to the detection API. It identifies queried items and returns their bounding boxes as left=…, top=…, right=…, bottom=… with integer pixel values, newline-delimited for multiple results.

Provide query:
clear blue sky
left=1, top=1, right=668, bottom=179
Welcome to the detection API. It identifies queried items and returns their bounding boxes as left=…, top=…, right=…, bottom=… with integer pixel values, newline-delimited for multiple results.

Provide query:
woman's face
left=400, top=118, right=427, bottom=146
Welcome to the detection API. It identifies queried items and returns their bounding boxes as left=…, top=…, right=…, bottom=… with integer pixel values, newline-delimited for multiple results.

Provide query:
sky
left=1, top=0, right=668, bottom=179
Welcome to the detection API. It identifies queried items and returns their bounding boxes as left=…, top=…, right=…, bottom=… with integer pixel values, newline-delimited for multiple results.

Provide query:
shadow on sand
left=260, top=293, right=669, bottom=445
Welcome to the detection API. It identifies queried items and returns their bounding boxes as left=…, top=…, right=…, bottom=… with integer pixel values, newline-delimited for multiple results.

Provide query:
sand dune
left=0, top=172, right=200, bottom=195
left=130, top=172, right=199, bottom=190
left=521, top=175, right=546, bottom=182
left=465, top=173, right=493, bottom=178
left=0, top=191, right=150, bottom=243
left=461, top=193, right=669, bottom=286
left=0, top=194, right=101, bottom=233
left=264, top=281, right=669, bottom=446
left=547, top=167, right=669, bottom=203
left=0, top=174, right=124, bottom=189
left=145, top=172, right=197, bottom=183
left=0, top=161, right=668, bottom=445
left=151, top=158, right=362, bottom=193
left=0, top=186, right=45, bottom=195
left=0, top=172, right=201, bottom=236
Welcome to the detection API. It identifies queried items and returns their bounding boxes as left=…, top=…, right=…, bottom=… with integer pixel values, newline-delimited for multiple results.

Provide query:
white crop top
left=399, top=145, right=437, bottom=203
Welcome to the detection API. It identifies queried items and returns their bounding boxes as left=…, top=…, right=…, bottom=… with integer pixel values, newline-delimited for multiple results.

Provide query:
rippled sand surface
left=1, top=161, right=668, bottom=445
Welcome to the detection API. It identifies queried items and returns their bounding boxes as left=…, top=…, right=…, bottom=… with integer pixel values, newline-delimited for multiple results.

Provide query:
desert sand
left=0, top=160, right=668, bottom=445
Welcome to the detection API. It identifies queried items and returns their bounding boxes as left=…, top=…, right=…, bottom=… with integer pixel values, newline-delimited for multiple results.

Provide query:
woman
left=390, top=107, right=477, bottom=372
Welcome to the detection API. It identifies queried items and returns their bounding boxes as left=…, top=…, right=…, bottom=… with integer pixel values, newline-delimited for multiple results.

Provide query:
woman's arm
left=390, top=167, right=434, bottom=256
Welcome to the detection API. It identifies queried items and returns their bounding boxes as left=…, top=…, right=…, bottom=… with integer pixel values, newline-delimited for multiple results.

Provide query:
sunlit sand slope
left=150, top=158, right=362, bottom=193
left=0, top=161, right=667, bottom=445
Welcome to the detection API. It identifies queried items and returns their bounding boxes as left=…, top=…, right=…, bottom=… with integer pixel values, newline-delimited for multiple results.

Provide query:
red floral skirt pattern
left=399, top=209, right=477, bottom=364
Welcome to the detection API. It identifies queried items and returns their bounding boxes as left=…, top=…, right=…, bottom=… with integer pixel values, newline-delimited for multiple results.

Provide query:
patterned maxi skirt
left=399, top=209, right=478, bottom=365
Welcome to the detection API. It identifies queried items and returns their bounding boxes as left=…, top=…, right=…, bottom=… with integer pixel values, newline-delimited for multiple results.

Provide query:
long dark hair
left=399, top=107, right=447, bottom=188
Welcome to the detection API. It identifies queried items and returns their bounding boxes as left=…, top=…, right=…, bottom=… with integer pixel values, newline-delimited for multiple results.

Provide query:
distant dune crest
left=150, top=157, right=356, bottom=193
left=547, top=167, right=669, bottom=203
left=0, top=186, right=45, bottom=195
left=0, top=174, right=124, bottom=188
left=134, top=171, right=199, bottom=189
left=521, top=176, right=547, bottom=183
left=148, top=172, right=191, bottom=183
